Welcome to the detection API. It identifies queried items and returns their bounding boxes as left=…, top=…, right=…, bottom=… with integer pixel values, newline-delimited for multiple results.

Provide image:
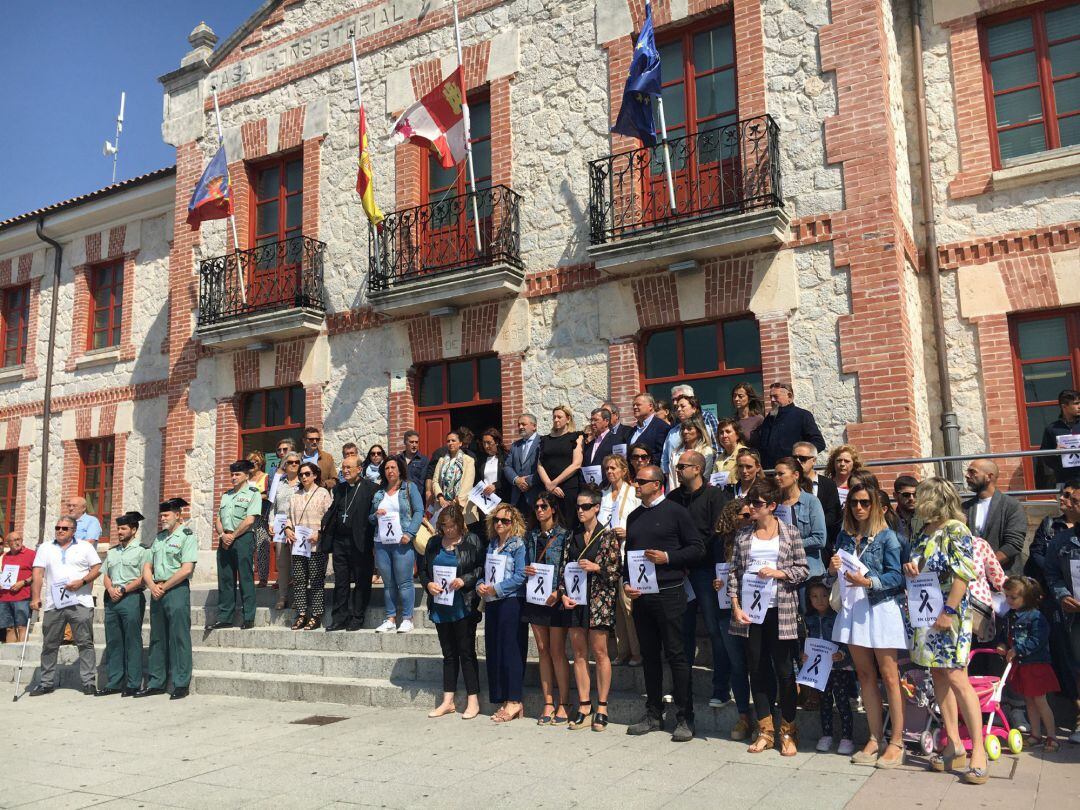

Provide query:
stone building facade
left=0, top=0, right=1077, bottom=574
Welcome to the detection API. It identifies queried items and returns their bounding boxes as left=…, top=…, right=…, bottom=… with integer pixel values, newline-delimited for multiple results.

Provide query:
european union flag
left=186, top=144, right=233, bottom=230
left=611, top=3, right=662, bottom=146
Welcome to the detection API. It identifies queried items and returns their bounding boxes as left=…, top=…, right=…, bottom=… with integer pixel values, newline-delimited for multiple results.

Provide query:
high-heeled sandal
left=963, top=763, right=989, bottom=785
left=928, top=741, right=968, bottom=773
left=552, top=704, right=569, bottom=726
left=537, top=700, right=556, bottom=726
left=875, top=741, right=905, bottom=769
left=592, top=702, right=609, bottom=732
left=305, top=614, right=322, bottom=630
left=291, top=615, right=307, bottom=630
left=493, top=705, right=523, bottom=723
left=567, top=702, right=593, bottom=730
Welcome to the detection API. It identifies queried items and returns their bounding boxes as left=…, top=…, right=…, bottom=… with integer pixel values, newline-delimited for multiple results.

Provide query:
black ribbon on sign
left=534, top=576, right=545, bottom=593
left=384, top=520, right=396, bottom=538
left=571, top=575, right=581, bottom=593
left=751, top=589, right=762, bottom=611
left=918, top=589, right=932, bottom=613
left=440, top=578, right=448, bottom=591
left=807, top=654, right=822, bottom=676
left=637, top=564, right=648, bottom=584
left=490, top=566, right=497, bottom=582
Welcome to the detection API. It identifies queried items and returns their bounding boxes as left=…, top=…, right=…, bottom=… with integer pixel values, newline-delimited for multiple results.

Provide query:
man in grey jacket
left=963, top=460, right=1028, bottom=573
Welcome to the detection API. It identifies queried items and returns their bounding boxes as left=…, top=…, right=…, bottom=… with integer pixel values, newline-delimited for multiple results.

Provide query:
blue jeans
left=683, top=566, right=738, bottom=706
left=374, top=542, right=416, bottom=620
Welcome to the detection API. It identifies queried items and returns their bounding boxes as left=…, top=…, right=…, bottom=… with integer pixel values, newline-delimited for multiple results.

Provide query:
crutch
left=12, top=609, right=35, bottom=702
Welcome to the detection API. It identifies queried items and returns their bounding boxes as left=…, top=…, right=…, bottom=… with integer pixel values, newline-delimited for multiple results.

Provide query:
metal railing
left=368, top=184, right=523, bottom=292
left=588, top=114, right=783, bottom=245
left=197, top=235, right=327, bottom=327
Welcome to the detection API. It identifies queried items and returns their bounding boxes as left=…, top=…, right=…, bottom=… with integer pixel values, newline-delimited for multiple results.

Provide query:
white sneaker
left=374, top=619, right=397, bottom=633
left=397, top=619, right=414, bottom=633
left=708, top=697, right=730, bottom=709
left=1069, top=725, right=1080, bottom=744
left=816, top=736, right=834, bottom=752
left=838, top=739, right=856, bottom=756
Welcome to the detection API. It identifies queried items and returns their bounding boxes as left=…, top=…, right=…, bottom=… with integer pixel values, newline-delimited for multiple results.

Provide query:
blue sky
left=0, top=2, right=259, bottom=221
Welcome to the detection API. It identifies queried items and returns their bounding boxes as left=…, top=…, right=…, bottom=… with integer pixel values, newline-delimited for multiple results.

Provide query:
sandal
left=1044, top=736, right=1060, bottom=752
left=493, top=704, right=523, bottom=723
left=928, top=741, right=967, bottom=773
left=567, top=702, right=593, bottom=730
left=747, top=716, right=774, bottom=754
left=305, top=614, right=322, bottom=630
left=552, top=704, right=570, bottom=726
left=779, top=720, right=799, bottom=757
left=963, top=764, right=989, bottom=785
left=851, top=738, right=883, bottom=766
left=291, top=615, right=307, bottom=630
left=875, top=742, right=905, bottom=769
left=592, top=702, right=609, bottom=732
left=537, top=701, right=556, bottom=726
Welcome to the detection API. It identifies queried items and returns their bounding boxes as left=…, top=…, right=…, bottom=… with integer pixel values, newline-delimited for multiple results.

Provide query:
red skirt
left=1008, top=662, right=1060, bottom=697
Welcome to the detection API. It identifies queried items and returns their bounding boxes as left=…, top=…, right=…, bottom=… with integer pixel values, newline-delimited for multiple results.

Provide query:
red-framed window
left=1010, top=307, right=1080, bottom=484
left=239, top=385, right=306, bottom=464
left=251, top=153, right=303, bottom=249
left=87, top=262, right=123, bottom=351
left=641, top=317, right=762, bottom=422
left=0, top=451, right=16, bottom=536
left=78, top=438, right=114, bottom=536
left=980, top=0, right=1080, bottom=166
left=0, top=284, right=30, bottom=367
left=416, top=355, right=502, bottom=456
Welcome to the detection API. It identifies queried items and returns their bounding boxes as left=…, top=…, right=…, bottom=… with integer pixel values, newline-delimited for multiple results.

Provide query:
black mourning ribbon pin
left=807, top=654, right=822, bottom=676
left=918, top=589, right=932, bottom=613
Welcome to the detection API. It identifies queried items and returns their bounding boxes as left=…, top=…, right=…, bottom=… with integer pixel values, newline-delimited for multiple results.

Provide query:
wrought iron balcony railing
left=588, top=114, right=783, bottom=245
left=368, top=184, right=523, bottom=292
left=197, top=234, right=326, bottom=327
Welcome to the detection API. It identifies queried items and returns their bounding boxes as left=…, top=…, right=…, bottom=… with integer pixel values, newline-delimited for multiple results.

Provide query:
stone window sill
left=0, top=364, right=25, bottom=383
left=73, top=346, right=122, bottom=369
left=992, top=146, right=1080, bottom=192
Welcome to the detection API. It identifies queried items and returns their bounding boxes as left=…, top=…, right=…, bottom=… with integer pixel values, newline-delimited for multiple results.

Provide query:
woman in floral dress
left=904, top=477, right=988, bottom=785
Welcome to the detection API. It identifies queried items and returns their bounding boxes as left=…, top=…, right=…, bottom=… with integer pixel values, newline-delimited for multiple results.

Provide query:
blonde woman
left=271, top=451, right=302, bottom=610
left=601, top=454, right=642, bottom=667
left=247, top=450, right=272, bottom=587
left=537, top=405, right=584, bottom=528
left=432, top=431, right=479, bottom=527
left=665, top=415, right=715, bottom=491
left=903, top=477, right=988, bottom=785
left=826, top=444, right=864, bottom=507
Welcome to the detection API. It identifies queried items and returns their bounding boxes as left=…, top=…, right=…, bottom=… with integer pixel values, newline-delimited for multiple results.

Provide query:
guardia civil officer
left=137, top=498, right=197, bottom=700
left=209, top=460, right=262, bottom=629
left=96, top=511, right=149, bottom=696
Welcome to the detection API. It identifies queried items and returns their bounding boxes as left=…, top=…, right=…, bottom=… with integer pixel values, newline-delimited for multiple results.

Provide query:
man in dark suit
left=793, top=441, right=842, bottom=553
left=602, top=401, right=635, bottom=444
left=963, top=459, right=1028, bottom=573
left=751, top=382, right=825, bottom=469
left=582, top=407, right=620, bottom=483
left=321, top=456, right=378, bottom=630
left=628, top=393, right=669, bottom=464
left=504, top=413, right=542, bottom=509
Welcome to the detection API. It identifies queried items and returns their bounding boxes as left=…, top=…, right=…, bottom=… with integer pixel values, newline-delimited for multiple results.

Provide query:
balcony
left=367, top=185, right=524, bottom=316
left=195, top=235, right=326, bottom=349
left=587, top=115, right=788, bottom=275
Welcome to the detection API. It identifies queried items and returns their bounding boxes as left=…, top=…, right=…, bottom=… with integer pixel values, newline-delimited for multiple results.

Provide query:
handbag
left=969, top=593, right=995, bottom=642
left=829, top=578, right=843, bottom=614
left=412, top=518, right=434, bottom=556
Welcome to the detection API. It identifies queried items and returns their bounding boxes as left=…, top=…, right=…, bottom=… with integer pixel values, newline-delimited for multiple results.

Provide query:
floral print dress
left=910, top=519, right=978, bottom=669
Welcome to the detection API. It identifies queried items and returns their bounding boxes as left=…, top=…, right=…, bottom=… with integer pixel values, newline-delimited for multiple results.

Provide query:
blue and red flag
left=611, top=3, right=662, bottom=146
left=186, top=144, right=233, bottom=229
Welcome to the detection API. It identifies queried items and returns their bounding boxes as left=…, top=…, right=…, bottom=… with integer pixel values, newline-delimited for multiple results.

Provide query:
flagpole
left=452, top=0, right=483, bottom=253
left=349, top=34, right=383, bottom=276
left=211, top=88, right=246, bottom=304
left=647, top=0, right=677, bottom=213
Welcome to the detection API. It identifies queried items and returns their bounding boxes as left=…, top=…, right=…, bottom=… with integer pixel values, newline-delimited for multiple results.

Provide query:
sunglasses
left=630, top=454, right=650, bottom=461
left=849, top=498, right=873, bottom=508
left=54, top=525, right=73, bottom=531
left=285, top=460, right=299, bottom=465
left=576, top=503, right=599, bottom=511
left=493, top=516, right=512, bottom=526
left=793, top=455, right=815, bottom=463
left=633, top=477, right=659, bottom=486
left=748, top=499, right=769, bottom=508
left=674, top=463, right=698, bottom=471
left=371, top=451, right=384, bottom=457
left=534, top=503, right=551, bottom=512
left=299, top=471, right=314, bottom=478
left=306, top=436, right=322, bottom=443
left=898, top=491, right=916, bottom=499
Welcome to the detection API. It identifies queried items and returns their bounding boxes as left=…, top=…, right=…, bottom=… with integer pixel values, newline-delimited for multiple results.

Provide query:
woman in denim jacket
left=369, top=457, right=425, bottom=633
left=829, top=480, right=908, bottom=768
left=476, top=503, right=528, bottom=722
left=775, top=458, right=827, bottom=578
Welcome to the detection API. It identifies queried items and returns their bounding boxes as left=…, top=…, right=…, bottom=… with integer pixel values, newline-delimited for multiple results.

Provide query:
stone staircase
left=0, top=584, right=852, bottom=736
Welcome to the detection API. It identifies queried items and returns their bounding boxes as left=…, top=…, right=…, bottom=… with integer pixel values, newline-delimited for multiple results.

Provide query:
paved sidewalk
left=3, top=689, right=1076, bottom=809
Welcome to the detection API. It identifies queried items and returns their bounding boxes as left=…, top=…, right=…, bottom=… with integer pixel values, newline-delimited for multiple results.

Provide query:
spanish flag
left=356, top=103, right=384, bottom=226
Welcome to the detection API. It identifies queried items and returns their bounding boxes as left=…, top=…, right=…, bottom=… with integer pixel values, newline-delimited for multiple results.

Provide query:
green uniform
left=217, top=484, right=262, bottom=624
left=146, top=524, right=198, bottom=689
left=102, top=541, right=149, bottom=690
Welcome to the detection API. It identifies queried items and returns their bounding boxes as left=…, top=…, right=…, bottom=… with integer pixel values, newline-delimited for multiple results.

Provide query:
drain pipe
left=910, top=0, right=962, bottom=481
left=34, top=217, right=63, bottom=542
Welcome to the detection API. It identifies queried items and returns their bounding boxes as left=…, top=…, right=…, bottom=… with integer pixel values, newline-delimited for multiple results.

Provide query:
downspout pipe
left=910, top=0, right=962, bottom=481
left=34, top=217, right=62, bottom=542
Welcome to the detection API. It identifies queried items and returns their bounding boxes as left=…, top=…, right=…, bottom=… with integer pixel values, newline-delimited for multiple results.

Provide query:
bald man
left=963, top=459, right=1028, bottom=572
left=66, top=497, right=102, bottom=545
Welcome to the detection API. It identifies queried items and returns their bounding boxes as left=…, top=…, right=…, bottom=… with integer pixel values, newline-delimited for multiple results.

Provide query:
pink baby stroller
left=936, top=648, right=1024, bottom=760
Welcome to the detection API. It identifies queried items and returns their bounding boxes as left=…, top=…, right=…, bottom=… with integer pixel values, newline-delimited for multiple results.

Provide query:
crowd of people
left=2, top=384, right=1079, bottom=779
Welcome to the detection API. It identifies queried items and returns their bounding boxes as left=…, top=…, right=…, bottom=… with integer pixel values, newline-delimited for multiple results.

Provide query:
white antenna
left=102, top=91, right=125, bottom=184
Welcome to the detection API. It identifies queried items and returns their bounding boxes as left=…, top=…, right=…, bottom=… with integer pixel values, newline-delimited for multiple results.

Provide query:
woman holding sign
left=271, top=452, right=301, bottom=610
left=370, top=457, right=425, bottom=634
left=602, top=454, right=643, bottom=668
left=562, top=485, right=622, bottom=731
left=538, top=405, right=584, bottom=529
left=727, top=478, right=809, bottom=756
left=419, top=504, right=485, bottom=719
left=712, top=498, right=754, bottom=741
left=476, top=504, right=529, bottom=722
left=828, top=481, right=907, bottom=767
left=286, top=462, right=333, bottom=630
left=522, top=493, right=572, bottom=725
left=904, top=477, right=988, bottom=785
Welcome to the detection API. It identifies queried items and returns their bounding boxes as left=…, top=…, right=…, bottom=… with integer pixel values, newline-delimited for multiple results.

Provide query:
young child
left=804, top=580, right=855, bottom=754
left=999, top=576, right=1060, bottom=752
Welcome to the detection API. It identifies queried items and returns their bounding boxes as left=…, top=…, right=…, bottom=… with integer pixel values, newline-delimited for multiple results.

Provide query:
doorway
left=416, top=356, right=502, bottom=456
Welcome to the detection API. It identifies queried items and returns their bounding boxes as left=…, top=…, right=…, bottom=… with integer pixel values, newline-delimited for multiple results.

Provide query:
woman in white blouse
left=271, top=451, right=301, bottom=610
left=600, top=453, right=642, bottom=667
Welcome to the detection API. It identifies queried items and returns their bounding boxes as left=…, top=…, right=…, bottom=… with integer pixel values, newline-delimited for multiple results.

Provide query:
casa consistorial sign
left=207, top=0, right=446, bottom=93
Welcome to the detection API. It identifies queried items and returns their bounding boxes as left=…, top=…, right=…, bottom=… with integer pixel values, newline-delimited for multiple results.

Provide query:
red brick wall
left=461, top=303, right=499, bottom=356
left=972, top=313, right=1025, bottom=485
left=758, top=313, right=793, bottom=388
left=407, top=317, right=443, bottom=364
left=14, top=446, right=28, bottom=536
left=274, top=339, right=306, bottom=386
left=302, top=137, right=321, bottom=240
left=305, top=384, right=324, bottom=433
left=279, top=106, right=305, bottom=151
left=704, top=257, right=755, bottom=318
left=0, top=252, right=39, bottom=379
left=110, top=432, right=128, bottom=527
left=233, top=350, right=260, bottom=392
left=67, top=240, right=138, bottom=369
left=388, top=372, right=417, bottom=450
left=61, top=441, right=80, bottom=503
left=937, top=221, right=1080, bottom=269
left=499, top=353, right=524, bottom=449
left=608, top=339, right=641, bottom=426
left=945, top=17, right=995, bottom=199
left=632, top=275, right=681, bottom=329
left=212, top=397, right=241, bottom=549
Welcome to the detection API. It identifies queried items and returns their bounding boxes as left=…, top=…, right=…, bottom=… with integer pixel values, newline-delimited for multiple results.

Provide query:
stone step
left=91, top=603, right=437, bottom=630
left=188, top=584, right=424, bottom=609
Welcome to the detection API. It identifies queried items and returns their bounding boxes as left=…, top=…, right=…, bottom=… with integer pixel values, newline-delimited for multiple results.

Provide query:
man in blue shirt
left=67, top=497, right=102, bottom=545
left=396, top=430, right=429, bottom=492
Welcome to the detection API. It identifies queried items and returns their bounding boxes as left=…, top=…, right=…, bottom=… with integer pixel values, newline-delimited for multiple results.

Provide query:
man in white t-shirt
left=28, top=515, right=101, bottom=696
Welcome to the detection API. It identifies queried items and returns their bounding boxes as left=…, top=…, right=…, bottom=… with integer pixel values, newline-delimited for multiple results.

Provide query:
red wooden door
left=419, top=412, right=452, bottom=458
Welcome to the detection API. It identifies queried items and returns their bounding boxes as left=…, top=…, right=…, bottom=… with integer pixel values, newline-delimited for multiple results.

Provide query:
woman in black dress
left=537, top=405, right=584, bottom=528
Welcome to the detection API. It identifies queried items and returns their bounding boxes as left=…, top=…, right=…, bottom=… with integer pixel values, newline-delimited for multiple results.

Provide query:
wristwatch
left=118, top=585, right=127, bottom=596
